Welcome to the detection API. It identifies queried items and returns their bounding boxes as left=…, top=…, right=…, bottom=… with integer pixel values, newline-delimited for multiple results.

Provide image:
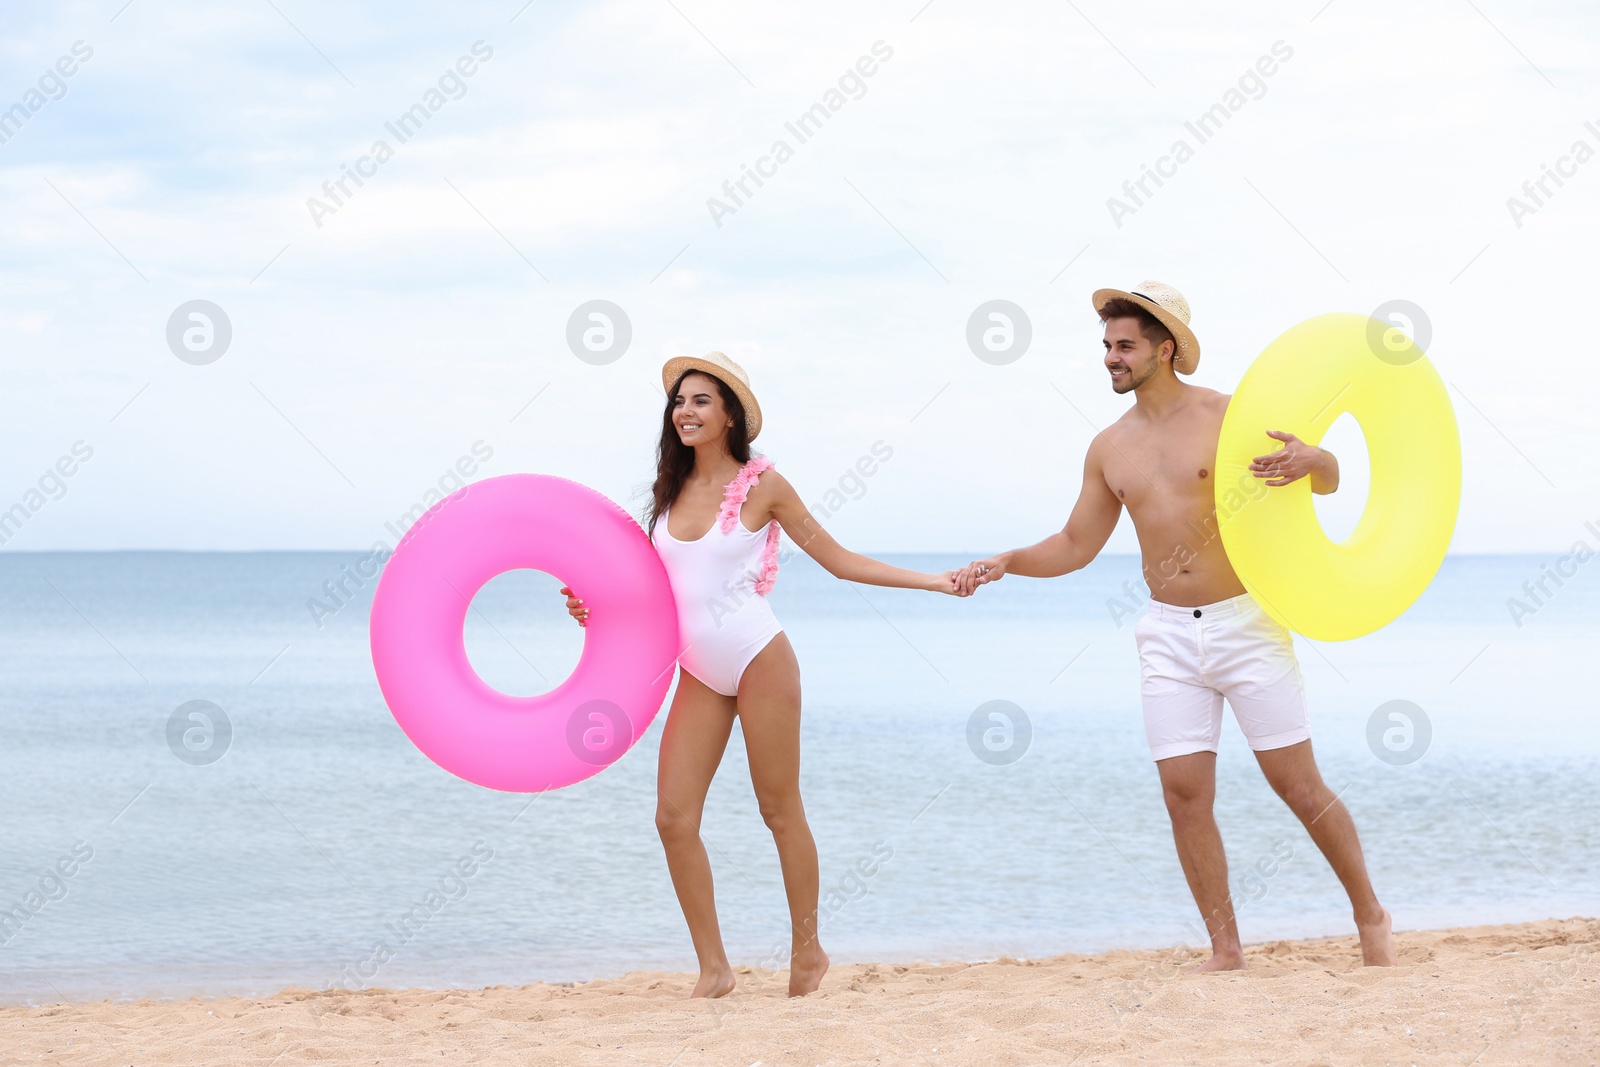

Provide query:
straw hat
left=661, top=350, right=764, bottom=441
left=1091, top=280, right=1201, bottom=374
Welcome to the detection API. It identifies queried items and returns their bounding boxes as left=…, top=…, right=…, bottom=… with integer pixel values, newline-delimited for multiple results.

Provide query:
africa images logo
left=1106, top=40, right=1294, bottom=228
left=305, top=42, right=494, bottom=228
left=705, top=41, right=894, bottom=228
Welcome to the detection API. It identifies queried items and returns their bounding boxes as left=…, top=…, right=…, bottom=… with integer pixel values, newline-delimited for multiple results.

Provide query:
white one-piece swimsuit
left=651, top=456, right=784, bottom=697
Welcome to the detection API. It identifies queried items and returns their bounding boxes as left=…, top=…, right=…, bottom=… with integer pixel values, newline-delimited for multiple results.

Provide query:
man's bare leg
left=1156, top=751, right=1247, bottom=972
left=1253, top=741, right=1397, bottom=966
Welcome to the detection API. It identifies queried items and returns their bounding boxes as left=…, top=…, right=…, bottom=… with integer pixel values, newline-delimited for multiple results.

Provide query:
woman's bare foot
left=1357, top=907, right=1397, bottom=966
left=1191, top=949, right=1247, bottom=973
left=788, top=945, right=829, bottom=997
left=691, top=967, right=736, bottom=998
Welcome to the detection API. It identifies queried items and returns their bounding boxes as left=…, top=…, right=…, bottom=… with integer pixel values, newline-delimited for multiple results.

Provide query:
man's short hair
left=1098, top=297, right=1175, bottom=357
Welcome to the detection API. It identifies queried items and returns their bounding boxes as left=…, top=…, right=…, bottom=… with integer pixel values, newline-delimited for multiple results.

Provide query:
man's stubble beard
left=1113, top=352, right=1162, bottom=395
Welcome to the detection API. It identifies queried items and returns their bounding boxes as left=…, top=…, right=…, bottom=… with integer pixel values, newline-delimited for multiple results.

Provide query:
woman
left=562, top=350, right=956, bottom=998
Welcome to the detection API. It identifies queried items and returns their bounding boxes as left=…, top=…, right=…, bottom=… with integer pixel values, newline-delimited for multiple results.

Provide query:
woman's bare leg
left=655, top=668, right=739, bottom=997
left=736, top=633, right=828, bottom=997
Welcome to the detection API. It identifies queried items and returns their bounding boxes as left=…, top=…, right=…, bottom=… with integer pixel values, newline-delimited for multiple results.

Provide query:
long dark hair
left=647, top=370, right=751, bottom=534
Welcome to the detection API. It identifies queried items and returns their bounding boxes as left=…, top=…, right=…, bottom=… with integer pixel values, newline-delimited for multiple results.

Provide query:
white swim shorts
left=1133, top=592, right=1310, bottom=762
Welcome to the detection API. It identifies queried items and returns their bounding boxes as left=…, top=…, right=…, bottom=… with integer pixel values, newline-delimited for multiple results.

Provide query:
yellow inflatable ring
left=1215, top=312, right=1461, bottom=641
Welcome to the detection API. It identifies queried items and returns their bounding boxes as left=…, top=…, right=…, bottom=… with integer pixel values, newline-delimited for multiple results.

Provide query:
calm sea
left=1, top=551, right=1595, bottom=1003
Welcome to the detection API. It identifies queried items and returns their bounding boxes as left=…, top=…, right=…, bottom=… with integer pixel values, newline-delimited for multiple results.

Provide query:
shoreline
left=5, top=917, right=1595, bottom=1065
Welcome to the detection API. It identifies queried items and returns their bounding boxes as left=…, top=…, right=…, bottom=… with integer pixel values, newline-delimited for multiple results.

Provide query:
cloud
left=0, top=0, right=1594, bottom=549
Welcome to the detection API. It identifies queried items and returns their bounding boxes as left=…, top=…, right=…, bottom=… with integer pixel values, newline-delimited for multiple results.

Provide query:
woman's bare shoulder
left=747, top=462, right=795, bottom=503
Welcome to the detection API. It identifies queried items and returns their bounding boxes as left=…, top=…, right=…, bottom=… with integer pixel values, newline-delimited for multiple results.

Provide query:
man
left=955, top=280, right=1395, bottom=969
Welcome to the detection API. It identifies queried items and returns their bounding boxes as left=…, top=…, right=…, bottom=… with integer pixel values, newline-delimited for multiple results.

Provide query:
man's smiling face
left=1102, top=316, right=1169, bottom=394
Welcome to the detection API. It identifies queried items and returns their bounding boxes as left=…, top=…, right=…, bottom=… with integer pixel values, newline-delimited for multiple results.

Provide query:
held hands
left=1251, top=430, right=1321, bottom=487
left=561, top=586, right=588, bottom=627
left=952, top=556, right=1007, bottom=597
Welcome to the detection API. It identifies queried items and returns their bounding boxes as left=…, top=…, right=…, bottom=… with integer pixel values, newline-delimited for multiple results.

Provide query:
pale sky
left=2, top=0, right=1595, bottom=552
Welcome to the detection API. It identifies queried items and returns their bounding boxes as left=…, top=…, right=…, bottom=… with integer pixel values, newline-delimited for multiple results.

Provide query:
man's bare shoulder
left=1101, top=401, right=1148, bottom=436
left=1090, top=415, right=1133, bottom=458
left=1191, top=384, right=1231, bottom=410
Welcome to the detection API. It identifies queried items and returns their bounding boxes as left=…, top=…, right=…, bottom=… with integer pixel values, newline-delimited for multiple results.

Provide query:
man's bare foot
left=690, top=967, right=736, bottom=998
left=1357, top=907, right=1397, bottom=967
left=1191, top=949, right=1247, bottom=973
left=788, top=945, right=829, bottom=997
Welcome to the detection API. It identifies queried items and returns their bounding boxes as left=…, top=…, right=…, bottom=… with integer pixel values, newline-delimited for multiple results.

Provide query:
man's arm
left=954, top=437, right=1123, bottom=595
left=1308, top=448, right=1339, bottom=494
left=1252, top=430, right=1339, bottom=494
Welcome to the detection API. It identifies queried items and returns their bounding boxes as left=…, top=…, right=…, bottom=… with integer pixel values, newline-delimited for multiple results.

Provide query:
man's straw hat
left=1092, top=280, right=1201, bottom=374
left=661, top=351, right=763, bottom=441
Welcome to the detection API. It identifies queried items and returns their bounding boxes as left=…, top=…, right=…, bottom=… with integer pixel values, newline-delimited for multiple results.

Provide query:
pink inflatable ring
left=369, top=474, right=679, bottom=792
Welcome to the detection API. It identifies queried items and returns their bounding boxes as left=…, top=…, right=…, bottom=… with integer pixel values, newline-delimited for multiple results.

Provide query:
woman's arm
left=755, top=470, right=956, bottom=594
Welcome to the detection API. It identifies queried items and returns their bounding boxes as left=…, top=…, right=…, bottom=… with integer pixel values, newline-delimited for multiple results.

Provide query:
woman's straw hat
left=1091, top=279, right=1201, bottom=374
left=661, top=351, right=763, bottom=441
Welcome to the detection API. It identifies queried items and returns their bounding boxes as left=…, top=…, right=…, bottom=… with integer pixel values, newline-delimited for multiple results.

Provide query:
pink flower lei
left=717, top=455, right=781, bottom=594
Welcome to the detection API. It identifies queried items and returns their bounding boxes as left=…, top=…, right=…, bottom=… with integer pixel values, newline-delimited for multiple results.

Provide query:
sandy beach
left=4, top=918, right=1595, bottom=1066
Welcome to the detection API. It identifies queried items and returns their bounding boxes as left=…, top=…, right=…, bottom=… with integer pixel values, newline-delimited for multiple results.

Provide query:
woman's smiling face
left=672, top=372, right=731, bottom=448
